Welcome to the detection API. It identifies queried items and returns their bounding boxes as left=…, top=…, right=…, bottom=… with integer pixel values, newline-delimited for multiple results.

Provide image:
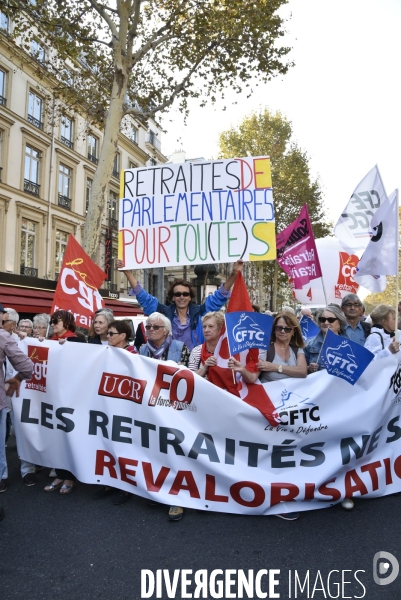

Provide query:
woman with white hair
left=139, top=312, right=190, bottom=365
left=305, top=305, right=348, bottom=373
left=139, top=312, right=190, bottom=521
left=32, top=314, right=51, bottom=339
left=364, top=304, right=400, bottom=359
left=88, top=308, right=115, bottom=345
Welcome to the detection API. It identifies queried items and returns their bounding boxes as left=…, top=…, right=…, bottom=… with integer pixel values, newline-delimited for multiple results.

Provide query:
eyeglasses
left=145, top=324, right=164, bottom=331
left=319, top=317, right=338, bottom=324
left=342, top=303, right=361, bottom=309
left=106, top=331, right=119, bottom=337
left=50, top=318, right=62, bottom=325
left=2, top=318, right=10, bottom=324
left=173, top=292, right=190, bottom=297
left=275, top=325, right=293, bottom=333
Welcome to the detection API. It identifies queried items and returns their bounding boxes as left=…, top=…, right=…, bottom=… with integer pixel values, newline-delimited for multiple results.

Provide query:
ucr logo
left=232, top=313, right=264, bottom=343
left=325, top=340, right=358, bottom=374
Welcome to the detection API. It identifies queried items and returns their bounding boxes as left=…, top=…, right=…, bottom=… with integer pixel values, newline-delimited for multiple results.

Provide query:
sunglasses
left=106, top=331, right=120, bottom=337
left=275, top=325, right=293, bottom=333
left=342, top=303, right=361, bottom=309
left=319, top=317, right=338, bottom=324
left=173, top=292, right=190, bottom=298
left=145, top=324, right=164, bottom=331
left=50, top=318, right=62, bottom=325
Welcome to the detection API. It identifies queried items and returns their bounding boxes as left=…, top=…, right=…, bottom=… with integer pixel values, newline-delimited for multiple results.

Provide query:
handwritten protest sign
left=118, top=157, right=276, bottom=269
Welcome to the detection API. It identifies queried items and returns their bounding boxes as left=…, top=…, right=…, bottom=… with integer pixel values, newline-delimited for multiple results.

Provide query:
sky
left=161, top=0, right=401, bottom=225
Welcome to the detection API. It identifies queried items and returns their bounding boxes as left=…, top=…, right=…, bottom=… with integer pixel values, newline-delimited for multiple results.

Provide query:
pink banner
left=276, top=204, right=322, bottom=289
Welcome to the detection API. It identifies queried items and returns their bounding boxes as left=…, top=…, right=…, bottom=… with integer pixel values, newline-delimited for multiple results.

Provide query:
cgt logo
left=232, top=313, right=264, bottom=344
left=98, top=372, right=147, bottom=404
left=25, top=346, right=49, bottom=393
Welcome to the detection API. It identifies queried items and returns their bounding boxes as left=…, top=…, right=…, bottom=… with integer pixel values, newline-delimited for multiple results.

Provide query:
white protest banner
left=118, top=157, right=276, bottom=269
left=13, top=340, right=401, bottom=516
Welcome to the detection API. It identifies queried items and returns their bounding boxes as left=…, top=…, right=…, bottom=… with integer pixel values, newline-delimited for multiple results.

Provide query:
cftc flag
left=334, top=165, right=388, bottom=253
left=299, top=315, right=320, bottom=340
left=225, top=311, right=274, bottom=354
left=353, top=189, right=398, bottom=291
left=319, top=329, right=374, bottom=385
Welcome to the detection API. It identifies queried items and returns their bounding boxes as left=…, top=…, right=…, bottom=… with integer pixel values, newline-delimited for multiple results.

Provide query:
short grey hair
left=33, top=313, right=50, bottom=328
left=341, top=293, right=362, bottom=307
left=5, top=308, right=19, bottom=324
left=281, top=305, right=296, bottom=315
left=19, top=318, right=33, bottom=328
left=315, top=305, right=347, bottom=335
left=146, top=312, right=171, bottom=335
left=94, top=309, right=115, bottom=325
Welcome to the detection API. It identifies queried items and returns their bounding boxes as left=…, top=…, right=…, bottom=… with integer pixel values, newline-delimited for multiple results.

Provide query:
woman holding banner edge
left=115, top=259, right=243, bottom=350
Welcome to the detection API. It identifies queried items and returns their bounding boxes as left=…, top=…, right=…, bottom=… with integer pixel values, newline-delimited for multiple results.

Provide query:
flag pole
left=395, top=189, right=400, bottom=342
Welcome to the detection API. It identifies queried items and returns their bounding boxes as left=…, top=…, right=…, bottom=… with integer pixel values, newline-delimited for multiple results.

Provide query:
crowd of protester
left=1, top=264, right=400, bottom=523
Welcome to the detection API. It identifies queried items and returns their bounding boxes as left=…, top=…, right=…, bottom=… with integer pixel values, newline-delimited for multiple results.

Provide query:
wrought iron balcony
left=61, top=136, right=73, bottom=150
left=24, top=179, right=40, bottom=197
left=20, top=266, right=38, bottom=277
left=112, top=168, right=119, bottom=178
left=109, top=217, right=118, bottom=231
left=146, top=132, right=161, bottom=151
left=0, top=95, right=6, bottom=106
left=58, top=193, right=71, bottom=210
left=88, top=153, right=98, bottom=165
left=27, top=114, right=44, bottom=130
left=106, top=281, right=117, bottom=292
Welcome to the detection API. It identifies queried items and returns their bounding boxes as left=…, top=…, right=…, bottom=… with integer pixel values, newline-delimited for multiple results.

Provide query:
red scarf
left=200, top=343, right=214, bottom=366
left=51, top=330, right=77, bottom=340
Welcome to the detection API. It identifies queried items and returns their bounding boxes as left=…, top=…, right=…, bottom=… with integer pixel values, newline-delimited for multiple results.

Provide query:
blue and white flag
left=319, top=329, right=374, bottom=385
left=225, top=312, right=274, bottom=354
left=299, top=316, right=320, bottom=340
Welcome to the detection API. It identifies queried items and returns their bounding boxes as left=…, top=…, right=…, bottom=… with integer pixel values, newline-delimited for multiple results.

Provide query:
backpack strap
left=370, top=331, right=384, bottom=349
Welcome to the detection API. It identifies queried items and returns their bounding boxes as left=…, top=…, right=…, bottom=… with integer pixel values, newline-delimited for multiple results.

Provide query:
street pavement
left=1, top=433, right=401, bottom=600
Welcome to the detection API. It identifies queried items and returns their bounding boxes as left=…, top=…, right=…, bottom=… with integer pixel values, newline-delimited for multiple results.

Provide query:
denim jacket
left=305, top=331, right=349, bottom=366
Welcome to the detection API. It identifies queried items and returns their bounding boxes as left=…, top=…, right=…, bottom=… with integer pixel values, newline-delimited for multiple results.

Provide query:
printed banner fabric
left=118, top=157, right=276, bottom=269
left=225, top=311, right=274, bottom=354
left=319, top=329, right=375, bottom=385
left=299, top=316, right=320, bottom=340
left=52, top=235, right=107, bottom=329
left=276, top=204, right=322, bottom=289
left=13, top=341, right=401, bottom=516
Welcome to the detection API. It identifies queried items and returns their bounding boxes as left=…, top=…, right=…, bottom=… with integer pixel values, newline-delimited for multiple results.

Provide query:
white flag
left=353, top=189, right=398, bottom=291
left=334, top=165, right=388, bottom=253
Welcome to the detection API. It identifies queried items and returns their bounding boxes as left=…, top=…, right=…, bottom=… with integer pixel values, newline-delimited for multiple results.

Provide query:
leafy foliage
left=218, top=109, right=332, bottom=308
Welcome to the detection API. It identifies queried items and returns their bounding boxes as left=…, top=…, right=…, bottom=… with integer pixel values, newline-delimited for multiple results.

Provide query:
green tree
left=218, top=108, right=331, bottom=308
left=4, top=0, right=292, bottom=261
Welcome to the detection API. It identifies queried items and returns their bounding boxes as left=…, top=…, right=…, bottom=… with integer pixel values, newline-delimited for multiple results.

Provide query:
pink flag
left=276, top=204, right=322, bottom=290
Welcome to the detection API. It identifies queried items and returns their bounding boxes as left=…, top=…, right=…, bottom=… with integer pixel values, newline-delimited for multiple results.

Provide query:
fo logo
left=26, top=346, right=49, bottom=393
left=98, top=372, right=147, bottom=404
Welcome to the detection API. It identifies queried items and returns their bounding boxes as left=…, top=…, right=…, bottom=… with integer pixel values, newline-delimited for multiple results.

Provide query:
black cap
left=0, top=302, right=6, bottom=313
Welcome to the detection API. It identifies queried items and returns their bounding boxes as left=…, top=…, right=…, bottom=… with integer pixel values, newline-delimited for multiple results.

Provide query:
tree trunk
left=83, top=74, right=127, bottom=262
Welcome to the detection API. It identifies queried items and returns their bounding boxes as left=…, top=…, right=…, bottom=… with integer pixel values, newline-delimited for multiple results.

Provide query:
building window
left=24, top=145, right=40, bottom=196
left=87, top=134, right=98, bottom=164
left=58, top=164, right=71, bottom=210
left=0, top=68, right=6, bottom=106
left=86, top=178, right=92, bottom=213
left=149, top=158, right=157, bottom=166
left=20, top=218, right=36, bottom=269
left=55, top=230, right=68, bottom=273
left=31, top=40, right=45, bottom=63
left=0, top=11, right=9, bottom=33
left=129, top=127, right=138, bottom=144
left=0, top=130, right=3, bottom=181
left=28, top=91, right=44, bottom=130
left=61, top=116, right=73, bottom=149
left=112, top=153, right=119, bottom=178
left=109, top=191, right=118, bottom=229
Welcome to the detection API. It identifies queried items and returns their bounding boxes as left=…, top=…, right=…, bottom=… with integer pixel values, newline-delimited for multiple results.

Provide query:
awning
left=0, top=284, right=143, bottom=317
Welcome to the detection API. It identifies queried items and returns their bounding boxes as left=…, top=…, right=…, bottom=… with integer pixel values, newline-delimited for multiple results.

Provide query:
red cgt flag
left=209, top=272, right=279, bottom=426
left=51, top=235, right=107, bottom=329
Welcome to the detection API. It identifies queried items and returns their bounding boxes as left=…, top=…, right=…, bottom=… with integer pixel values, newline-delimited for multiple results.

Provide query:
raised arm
left=223, top=260, right=243, bottom=291
left=115, top=259, right=137, bottom=288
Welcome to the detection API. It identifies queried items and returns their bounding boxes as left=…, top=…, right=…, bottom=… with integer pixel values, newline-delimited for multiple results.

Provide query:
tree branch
left=87, top=0, right=118, bottom=39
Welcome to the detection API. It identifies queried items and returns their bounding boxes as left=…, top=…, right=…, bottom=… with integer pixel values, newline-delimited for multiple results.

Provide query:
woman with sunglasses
left=229, top=312, right=307, bottom=386
left=92, top=320, right=137, bottom=504
left=305, top=306, right=348, bottom=373
left=43, top=310, right=84, bottom=495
